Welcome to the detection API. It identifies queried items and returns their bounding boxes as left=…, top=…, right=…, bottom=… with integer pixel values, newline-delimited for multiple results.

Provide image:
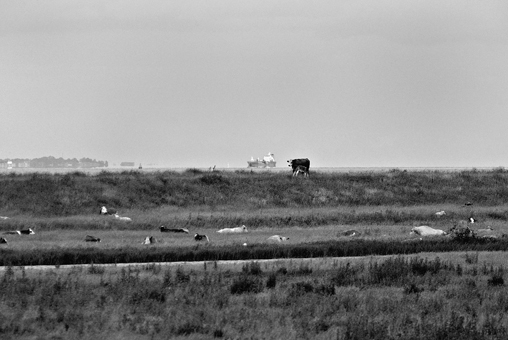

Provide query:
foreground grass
left=1, top=253, right=508, bottom=340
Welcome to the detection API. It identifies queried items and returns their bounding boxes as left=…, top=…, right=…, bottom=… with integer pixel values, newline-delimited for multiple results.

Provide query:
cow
left=85, top=235, right=101, bottom=242
left=3, top=230, right=21, bottom=235
left=287, top=158, right=310, bottom=176
left=20, top=228, right=35, bottom=235
left=267, top=235, right=289, bottom=242
left=0, top=237, right=7, bottom=244
left=160, top=226, right=189, bottom=233
left=342, top=230, right=360, bottom=237
left=114, top=214, right=132, bottom=222
left=435, top=211, right=446, bottom=216
left=410, top=226, right=447, bottom=236
left=142, top=236, right=157, bottom=244
left=217, top=225, right=248, bottom=233
left=293, top=165, right=309, bottom=177
left=476, top=226, right=496, bottom=238
left=194, top=233, right=209, bottom=242
left=100, top=206, right=117, bottom=215
left=4, top=228, right=36, bottom=235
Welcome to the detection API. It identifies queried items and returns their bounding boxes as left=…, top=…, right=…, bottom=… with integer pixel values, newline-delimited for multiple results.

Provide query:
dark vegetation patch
left=1, top=238, right=507, bottom=266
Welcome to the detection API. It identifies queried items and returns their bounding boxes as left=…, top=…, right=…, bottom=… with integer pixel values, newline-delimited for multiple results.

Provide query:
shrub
left=404, top=283, right=424, bottom=295
left=88, top=264, right=105, bottom=274
left=242, top=261, right=262, bottom=275
left=175, top=267, right=190, bottom=284
left=488, top=274, right=504, bottom=286
left=199, top=174, right=230, bottom=186
left=465, top=252, right=479, bottom=264
left=288, top=281, right=314, bottom=297
left=230, top=275, right=263, bottom=294
left=266, top=273, right=277, bottom=289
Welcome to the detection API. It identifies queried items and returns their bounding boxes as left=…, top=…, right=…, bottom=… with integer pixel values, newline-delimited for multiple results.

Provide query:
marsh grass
left=3, top=169, right=508, bottom=338
left=2, top=236, right=508, bottom=266
left=1, top=254, right=508, bottom=339
left=1, top=169, right=508, bottom=228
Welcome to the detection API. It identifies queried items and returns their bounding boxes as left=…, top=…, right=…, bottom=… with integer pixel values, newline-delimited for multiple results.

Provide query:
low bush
left=230, top=275, right=263, bottom=294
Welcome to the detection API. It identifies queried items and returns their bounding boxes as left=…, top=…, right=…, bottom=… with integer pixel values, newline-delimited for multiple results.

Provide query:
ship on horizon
left=247, top=152, right=276, bottom=168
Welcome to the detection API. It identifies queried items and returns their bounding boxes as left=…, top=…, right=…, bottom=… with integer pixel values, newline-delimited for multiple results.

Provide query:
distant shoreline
left=0, top=166, right=504, bottom=174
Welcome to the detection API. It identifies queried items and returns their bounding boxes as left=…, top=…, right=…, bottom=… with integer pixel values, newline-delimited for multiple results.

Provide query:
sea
left=0, top=166, right=503, bottom=175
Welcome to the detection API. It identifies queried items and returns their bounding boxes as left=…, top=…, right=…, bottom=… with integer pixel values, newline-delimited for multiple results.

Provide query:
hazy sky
left=1, top=1, right=507, bottom=168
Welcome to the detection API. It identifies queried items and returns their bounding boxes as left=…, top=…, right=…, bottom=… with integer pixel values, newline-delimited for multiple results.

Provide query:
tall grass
left=1, top=255, right=507, bottom=339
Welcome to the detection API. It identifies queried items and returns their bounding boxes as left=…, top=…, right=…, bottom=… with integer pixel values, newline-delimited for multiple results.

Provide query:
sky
left=1, top=0, right=508, bottom=168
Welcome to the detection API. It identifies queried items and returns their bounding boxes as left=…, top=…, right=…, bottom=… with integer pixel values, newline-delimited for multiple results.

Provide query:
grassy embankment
left=1, top=168, right=508, bottom=265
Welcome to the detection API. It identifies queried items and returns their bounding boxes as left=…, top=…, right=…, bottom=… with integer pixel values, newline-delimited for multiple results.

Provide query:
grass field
left=2, top=169, right=508, bottom=339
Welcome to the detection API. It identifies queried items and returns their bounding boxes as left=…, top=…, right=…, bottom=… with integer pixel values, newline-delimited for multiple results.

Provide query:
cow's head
left=287, top=159, right=293, bottom=167
left=100, top=206, right=107, bottom=214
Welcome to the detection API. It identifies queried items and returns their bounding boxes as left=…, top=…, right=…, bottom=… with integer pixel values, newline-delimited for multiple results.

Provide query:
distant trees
left=0, top=156, right=108, bottom=168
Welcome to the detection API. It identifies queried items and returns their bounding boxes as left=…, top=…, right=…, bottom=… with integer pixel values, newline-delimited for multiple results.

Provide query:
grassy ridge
left=1, top=168, right=508, bottom=225
left=1, top=238, right=506, bottom=266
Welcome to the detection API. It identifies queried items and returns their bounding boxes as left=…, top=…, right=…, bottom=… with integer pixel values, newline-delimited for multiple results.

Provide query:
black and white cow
left=85, top=235, right=101, bottom=242
left=342, top=230, right=360, bottom=237
left=160, top=226, right=189, bottom=233
left=142, top=236, right=157, bottom=244
left=0, top=237, right=7, bottom=244
left=20, top=228, right=35, bottom=235
left=287, top=158, right=310, bottom=176
left=4, top=228, right=35, bottom=235
left=100, top=206, right=117, bottom=215
left=194, top=233, right=209, bottom=242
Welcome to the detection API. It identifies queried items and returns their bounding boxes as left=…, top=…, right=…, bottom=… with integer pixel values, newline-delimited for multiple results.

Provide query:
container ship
left=247, top=152, right=276, bottom=168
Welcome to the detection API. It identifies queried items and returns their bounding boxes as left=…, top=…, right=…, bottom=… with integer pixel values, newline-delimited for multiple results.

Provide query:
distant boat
left=120, top=162, right=135, bottom=167
left=247, top=152, right=276, bottom=168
